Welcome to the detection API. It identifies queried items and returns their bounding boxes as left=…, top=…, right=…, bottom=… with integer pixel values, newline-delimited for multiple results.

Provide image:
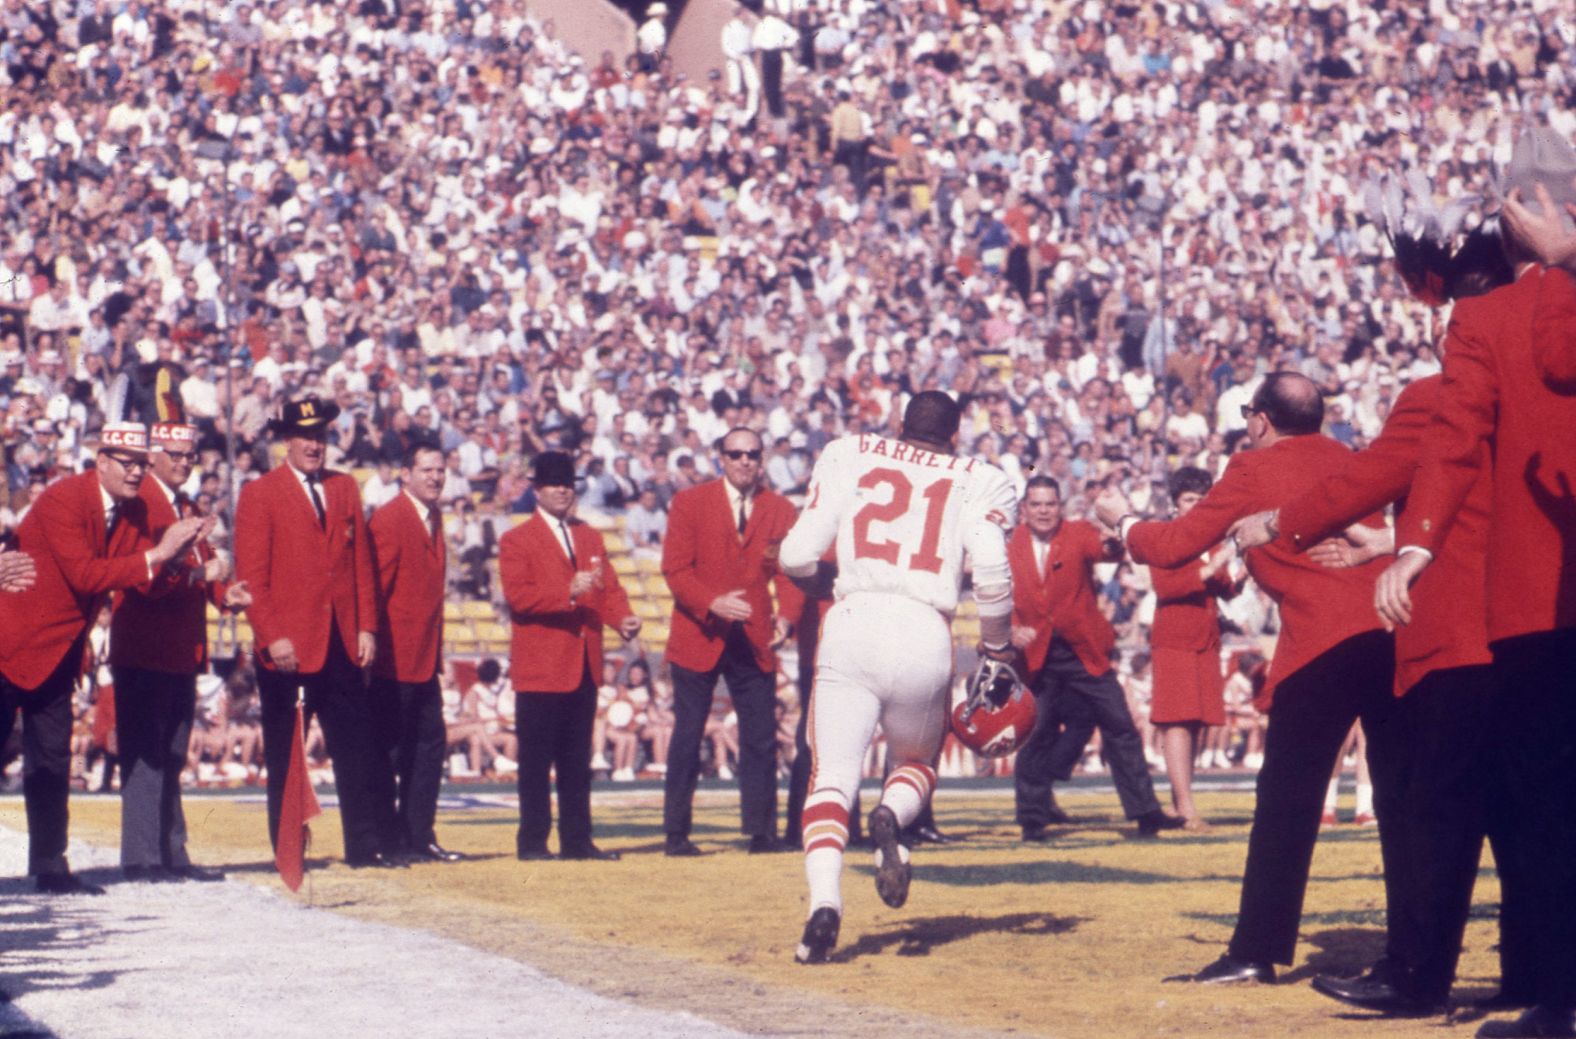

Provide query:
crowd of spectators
left=2, top=0, right=1573, bottom=789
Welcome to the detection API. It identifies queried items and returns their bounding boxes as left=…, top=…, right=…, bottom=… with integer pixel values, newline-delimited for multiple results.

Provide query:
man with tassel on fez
left=1229, top=144, right=1526, bottom=1018
left=0, top=380, right=211, bottom=894
left=111, top=395, right=253, bottom=884
left=235, top=396, right=399, bottom=877
left=1368, top=126, right=1576, bottom=1039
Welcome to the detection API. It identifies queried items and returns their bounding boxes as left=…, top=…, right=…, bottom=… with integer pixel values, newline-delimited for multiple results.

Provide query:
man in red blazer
left=112, top=421, right=250, bottom=884
left=368, top=441, right=461, bottom=863
left=1234, top=374, right=1522, bottom=1015
left=234, top=397, right=394, bottom=868
left=0, top=422, right=207, bottom=894
left=1097, top=372, right=1405, bottom=986
left=660, top=427, right=800, bottom=857
left=1008, top=474, right=1178, bottom=841
left=1378, top=226, right=1576, bottom=1037
left=499, top=450, right=639, bottom=861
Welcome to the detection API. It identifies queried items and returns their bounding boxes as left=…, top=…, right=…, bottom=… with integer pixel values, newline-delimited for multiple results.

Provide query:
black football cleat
left=870, top=805, right=911, bottom=909
left=794, top=906, right=841, bottom=965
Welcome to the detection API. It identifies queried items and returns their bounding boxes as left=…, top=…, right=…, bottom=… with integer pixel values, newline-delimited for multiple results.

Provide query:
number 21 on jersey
left=851, top=467, right=952, bottom=574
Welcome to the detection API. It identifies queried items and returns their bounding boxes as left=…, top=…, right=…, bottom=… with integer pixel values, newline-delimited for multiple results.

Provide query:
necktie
left=307, top=476, right=327, bottom=529
left=737, top=496, right=747, bottom=536
left=558, top=518, right=578, bottom=568
left=105, top=504, right=120, bottom=538
left=429, top=507, right=442, bottom=547
left=174, top=492, right=193, bottom=518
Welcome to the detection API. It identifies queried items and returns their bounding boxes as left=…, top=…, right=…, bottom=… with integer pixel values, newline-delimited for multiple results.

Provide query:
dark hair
left=901, top=390, right=961, bottom=444
left=1251, top=372, right=1322, bottom=435
left=477, top=658, right=502, bottom=684
left=1167, top=466, right=1213, bottom=500
left=1023, top=474, right=1061, bottom=499
left=404, top=439, right=443, bottom=469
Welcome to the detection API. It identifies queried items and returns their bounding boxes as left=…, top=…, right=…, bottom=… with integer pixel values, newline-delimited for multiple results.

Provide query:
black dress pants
left=663, top=625, right=778, bottom=840
left=370, top=675, right=446, bottom=851
left=258, top=628, right=383, bottom=863
left=0, top=639, right=84, bottom=876
left=112, top=666, right=197, bottom=869
left=1488, top=628, right=1576, bottom=1009
left=1015, top=638, right=1157, bottom=829
left=515, top=668, right=597, bottom=855
left=1381, top=664, right=1521, bottom=1000
left=1228, top=630, right=1404, bottom=965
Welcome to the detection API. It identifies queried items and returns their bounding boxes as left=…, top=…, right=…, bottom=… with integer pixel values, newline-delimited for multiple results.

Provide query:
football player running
left=779, top=391, right=1018, bottom=964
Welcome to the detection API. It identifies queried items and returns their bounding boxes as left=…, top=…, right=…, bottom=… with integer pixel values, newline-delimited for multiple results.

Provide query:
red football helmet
left=951, top=657, right=1036, bottom=758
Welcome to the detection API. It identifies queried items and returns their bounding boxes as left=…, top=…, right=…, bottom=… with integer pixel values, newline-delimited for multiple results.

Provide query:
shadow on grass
left=1279, top=926, right=1389, bottom=983
left=834, top=911, right=1087, bottom=962
left=879, top=859, right=1185, bottom=887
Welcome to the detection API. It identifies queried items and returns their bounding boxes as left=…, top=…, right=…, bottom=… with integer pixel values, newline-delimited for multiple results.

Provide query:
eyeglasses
left=1240, top=405, right=1261, bottom=420
left=721, top=449, right=763, bottom=461
left=161, top=450, right=198, bottom=462
left=104, top=452, right=149, bottom=472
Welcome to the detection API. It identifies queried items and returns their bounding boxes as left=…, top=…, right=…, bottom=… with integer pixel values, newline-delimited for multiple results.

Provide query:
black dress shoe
left=664, top=836, right=703, bottom=857
left=906, top=824, right=953, bottom=846
left=1169, top=954, right=1276, bottom=984
left=123, top=864, right=182, bottom=883
left=748, top=834, right=789, bottom=854
left=37, top=872, right=106, bottom=896
left=1136, top=809, right=1188, bottom=837
left=417, top=843, right=465, bottom=863
left=348, top=851, right=406, bottom=869
left=1311, top=973, right=1445, bottom=1016
left=166, top=864, right=226, bottom=883
left=1476, top=1006, right=1576, bottom=1038
left=1044, top=799, right=1073, bottom=825
left=516, top=847, right=557, bottom=861
left=1022, top=825, right=1054, bottom=843
left=560, top=844, right=621, bottom=861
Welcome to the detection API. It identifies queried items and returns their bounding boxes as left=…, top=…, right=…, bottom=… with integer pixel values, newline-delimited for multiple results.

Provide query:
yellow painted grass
left=4, top=790, right=1508, bottom=1039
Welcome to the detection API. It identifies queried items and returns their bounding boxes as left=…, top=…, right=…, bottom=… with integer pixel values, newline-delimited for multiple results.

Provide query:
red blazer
left=1127, top=435, right=1389, bottom=707
left=1007, top=519, right=1119, bottom=677
left=499, top=512, right=633, bottom=693
left=0, top=472, right=153, bottom=690
left=110, top=477, right=230, bottom=675
left=1400, top=266, right=1576, bottom=643
left=234, top=465, right=376, bottom=674
left=661, top=480, right=799, bottom=674
left=1278, top=377, right=1491, bottom=695
left=1150, top=552, right=1235, bottom=653
left=369, top=494, right=446, bottom=684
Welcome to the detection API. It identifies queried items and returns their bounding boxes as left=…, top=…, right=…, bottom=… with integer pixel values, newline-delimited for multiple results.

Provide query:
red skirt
left=1150, top=645, right=1225, bottom=726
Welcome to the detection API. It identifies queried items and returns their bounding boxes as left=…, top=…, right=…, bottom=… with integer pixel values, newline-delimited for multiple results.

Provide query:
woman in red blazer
left=1148, top=467, right=1242, bottom=831
left=499, top=451, right=639, bottom=862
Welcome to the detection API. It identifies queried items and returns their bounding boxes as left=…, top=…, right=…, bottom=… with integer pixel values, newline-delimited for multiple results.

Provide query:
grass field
left=1, top=783, right=1512, bottom=1039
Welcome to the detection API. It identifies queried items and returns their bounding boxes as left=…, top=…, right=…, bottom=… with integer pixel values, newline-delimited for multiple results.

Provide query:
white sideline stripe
left=0, top=824, right=744, bottom=1039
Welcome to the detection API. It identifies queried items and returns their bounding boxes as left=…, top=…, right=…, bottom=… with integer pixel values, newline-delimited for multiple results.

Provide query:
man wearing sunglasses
left=1095, top=372, right=1403, bottom=988
left=111, top=420, right=252, bottom=884
left=0, top=421, right=209, bottom=895
left=660, top=427, right=800, bottom=857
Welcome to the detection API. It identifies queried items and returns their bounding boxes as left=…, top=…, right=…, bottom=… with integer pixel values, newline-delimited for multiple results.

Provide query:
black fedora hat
left=530, top=450, right=577, bottom=487
left=267, top=396, right=342, bottom=437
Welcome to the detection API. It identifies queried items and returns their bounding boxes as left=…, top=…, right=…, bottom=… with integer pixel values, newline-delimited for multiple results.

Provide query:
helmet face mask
left=951, top=658, right=1036, bottom=758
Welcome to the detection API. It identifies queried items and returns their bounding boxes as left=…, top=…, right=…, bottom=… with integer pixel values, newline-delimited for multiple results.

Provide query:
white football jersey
left=780, top=433, right=1017, bottom=616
